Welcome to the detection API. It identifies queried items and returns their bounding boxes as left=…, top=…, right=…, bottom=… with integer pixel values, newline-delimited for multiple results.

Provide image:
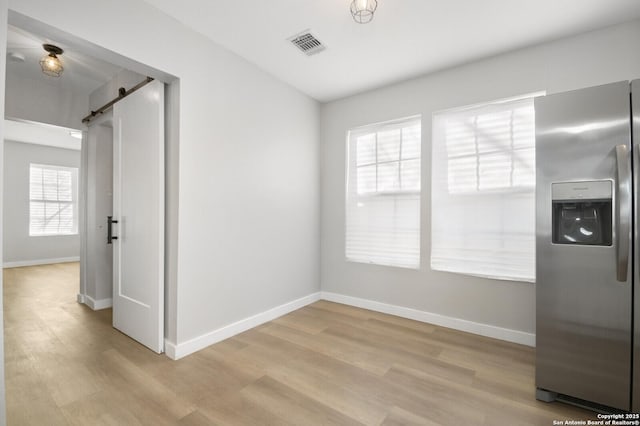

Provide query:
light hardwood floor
left=4, top=262, right=597, bottom=425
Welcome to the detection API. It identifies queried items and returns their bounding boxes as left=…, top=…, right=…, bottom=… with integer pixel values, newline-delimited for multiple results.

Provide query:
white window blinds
left=431, top=96, right=536, bottom=282
left=29, top=163, right=79, bottom=236
left=346, top=116, right=422, bottom=269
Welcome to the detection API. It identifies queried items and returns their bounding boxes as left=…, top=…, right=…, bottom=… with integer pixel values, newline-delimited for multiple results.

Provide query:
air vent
left=288, top=31, right=326, bottom=56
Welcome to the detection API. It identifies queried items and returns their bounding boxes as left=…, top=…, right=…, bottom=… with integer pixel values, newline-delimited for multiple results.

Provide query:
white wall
left=2, top=140, right=80, bottom=266
left=83, top=121, right=112, bottom=305
left=320, top=20, right=640, bottom=337
left=5, top=73, right=88, bottom=129
left=5, top=0, right=320, bottom=352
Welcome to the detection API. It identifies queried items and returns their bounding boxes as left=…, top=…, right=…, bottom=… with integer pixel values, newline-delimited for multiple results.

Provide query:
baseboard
left=167, top=292, right=322, bottom=360
left=3, top=256, right=80, bottom=268
left=84, top=295, right=113, bottom=310
left=77, top=293, right=85, bottom=304
left=320, top=291, right=536, bottom=347
left=164, top=289, right=533, bottom=361
left=164, top=340, right=178, bottom=359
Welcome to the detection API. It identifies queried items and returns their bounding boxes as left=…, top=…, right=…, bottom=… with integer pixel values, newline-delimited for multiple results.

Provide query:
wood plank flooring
left=4, top=263, right=598, bottom=425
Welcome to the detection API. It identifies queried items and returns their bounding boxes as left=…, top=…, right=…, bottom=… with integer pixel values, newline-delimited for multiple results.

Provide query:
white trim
left=76, top=293, right=85, bottom=304
left=348, top=114, right=422, bottom=135
left=84, top=295, right=113, bottom=310
left=164, top=340, right=178, bottom=360
left=79, top=131, right=89, bottom=314
left=3, top=256, right=80, bottom=268
left=432, top=90, right=546, bottom=115
left=166, top=292, right=322, bottom=360
left=320, top=291, right=535, bottom=347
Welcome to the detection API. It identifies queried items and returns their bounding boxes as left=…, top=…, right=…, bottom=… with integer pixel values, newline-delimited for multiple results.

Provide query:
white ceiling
left=143, top=0, right=640, bottom=102
left=6, top=25, right=122, bottom=94
left=4, top=119, right=82, bottom=151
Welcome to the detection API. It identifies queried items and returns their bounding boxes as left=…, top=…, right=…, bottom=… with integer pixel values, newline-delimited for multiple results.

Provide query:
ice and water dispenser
left=551, top=180, right=612, bottom=246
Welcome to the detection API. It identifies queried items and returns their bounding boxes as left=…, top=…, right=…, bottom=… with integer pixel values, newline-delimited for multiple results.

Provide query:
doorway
left=3, top=14, right=179, bottom=353
left=2, top=119, right=82, bottom=269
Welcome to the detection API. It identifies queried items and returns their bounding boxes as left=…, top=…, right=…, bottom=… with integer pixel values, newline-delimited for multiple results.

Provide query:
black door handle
left=107, top=216, right=118, bottom=244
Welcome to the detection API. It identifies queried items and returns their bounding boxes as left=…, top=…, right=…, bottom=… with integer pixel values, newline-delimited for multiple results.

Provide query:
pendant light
left=40, top=44, right=64, bottom=77
left=350, top=0, right=378, bottom=24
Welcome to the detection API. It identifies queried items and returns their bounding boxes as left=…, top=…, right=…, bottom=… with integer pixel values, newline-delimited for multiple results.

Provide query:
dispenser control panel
left=551, top=180, right=612, bottom=246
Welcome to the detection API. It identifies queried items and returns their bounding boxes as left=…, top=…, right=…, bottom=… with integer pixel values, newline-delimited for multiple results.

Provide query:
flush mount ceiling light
left=350, top=0, right=378, bottom=24
left=40, top=44, right=64, bottom=77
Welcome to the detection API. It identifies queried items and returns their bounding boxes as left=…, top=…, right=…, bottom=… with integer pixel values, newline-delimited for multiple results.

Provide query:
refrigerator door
left=536, top=81, right=632, bottom=411
left=633, top=79, right=640, bottom=413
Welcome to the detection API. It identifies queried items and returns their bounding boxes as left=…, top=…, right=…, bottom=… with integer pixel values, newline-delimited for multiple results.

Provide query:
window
left=29, top=163, right=79, bottom=236
left=431, top=95, right=538, bottom=282
left=346, top=116, right=421, bottom=269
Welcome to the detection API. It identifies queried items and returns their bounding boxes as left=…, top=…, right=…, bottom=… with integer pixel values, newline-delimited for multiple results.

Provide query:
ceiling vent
left=288, top=31, right=326, bottom=56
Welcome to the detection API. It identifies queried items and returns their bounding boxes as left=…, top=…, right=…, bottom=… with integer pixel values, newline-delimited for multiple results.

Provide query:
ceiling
left=6, top=25, right=122, bottom=94
left=143, top=0, right=640, bottom=102
left=5, top=119, right=82, bottom=150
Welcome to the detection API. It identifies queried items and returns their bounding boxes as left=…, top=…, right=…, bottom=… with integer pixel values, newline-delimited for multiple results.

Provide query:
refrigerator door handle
left=615, top=144, right=631, bottom=282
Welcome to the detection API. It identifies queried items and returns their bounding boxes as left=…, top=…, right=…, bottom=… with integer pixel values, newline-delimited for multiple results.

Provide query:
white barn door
left=112, top=80, right=164, bottom=353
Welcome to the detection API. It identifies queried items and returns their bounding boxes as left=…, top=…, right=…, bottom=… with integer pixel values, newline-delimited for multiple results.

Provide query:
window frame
left=350, top=123, right=421, bottom=197
left=345, top=115, right=422, bottom=269
left=440, top=98, right=538, bottom=195
left=430, top=93, right=543, bottom=283
left=29, top=163, right=79, bottom=237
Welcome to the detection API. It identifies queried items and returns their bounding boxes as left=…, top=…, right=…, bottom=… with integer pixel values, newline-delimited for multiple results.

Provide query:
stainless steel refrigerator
left=535, top=80, right=640, bottom=411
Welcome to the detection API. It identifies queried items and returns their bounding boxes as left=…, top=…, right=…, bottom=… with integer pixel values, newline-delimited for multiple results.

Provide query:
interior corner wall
left=7, top=0, right=320, bottom=349
left=320, top=19, right=640, bottom=337
left=5, top=73, right=88, bottom=130
left=2, top=140, right=81, bottom=265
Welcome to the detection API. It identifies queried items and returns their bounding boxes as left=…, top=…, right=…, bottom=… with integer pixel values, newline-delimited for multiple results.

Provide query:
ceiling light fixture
left=350, top=0, right=378, bottom=24
left=40, top=44, right=64, bottom=77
